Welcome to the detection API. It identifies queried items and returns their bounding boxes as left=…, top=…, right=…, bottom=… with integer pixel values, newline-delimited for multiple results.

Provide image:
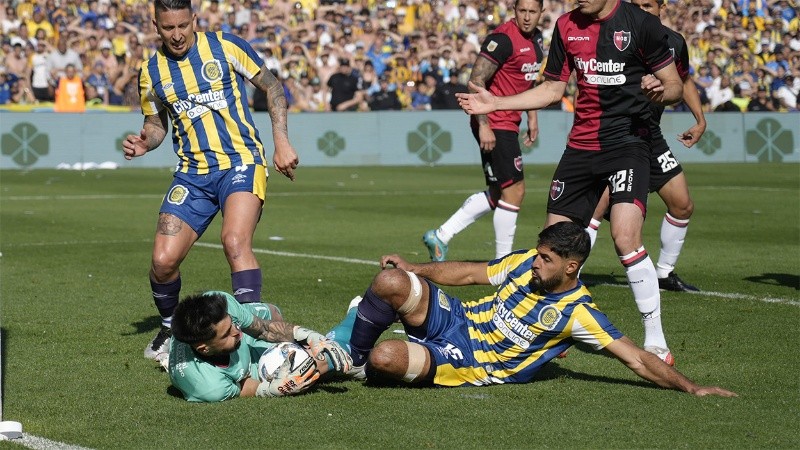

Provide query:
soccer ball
left=257, top=342, right=313, bottom=382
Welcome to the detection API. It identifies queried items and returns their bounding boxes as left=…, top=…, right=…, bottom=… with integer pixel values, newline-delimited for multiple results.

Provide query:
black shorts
left=547, top=144, right=651, bottom=227
left=471, top=128, right=524, bottom=188
left=648, top=137, right=683, bottom=192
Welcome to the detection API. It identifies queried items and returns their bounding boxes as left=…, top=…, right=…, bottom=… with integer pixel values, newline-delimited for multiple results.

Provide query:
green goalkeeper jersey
left=168, top=291, right=277, bottom=402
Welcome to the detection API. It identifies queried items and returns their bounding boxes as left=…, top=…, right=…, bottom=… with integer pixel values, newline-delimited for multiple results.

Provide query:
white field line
left=2, top=185, right=794, bottom=202
left=194, top=242, right=800, bottom=308
left=11, top=434, right=92, bottom=450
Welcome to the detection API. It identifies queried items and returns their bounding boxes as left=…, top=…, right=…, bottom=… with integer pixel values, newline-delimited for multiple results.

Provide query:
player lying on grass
left=348, top=221, right=736, bottom=397
left=168, top=291, right=355, bottom=402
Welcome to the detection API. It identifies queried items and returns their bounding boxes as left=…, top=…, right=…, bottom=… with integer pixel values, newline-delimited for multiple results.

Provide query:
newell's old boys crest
left=514, top=156, right=523, bottom=172
left=550, top=180, right=565, bottom=201
left=613, top=31, right=631, bottom=51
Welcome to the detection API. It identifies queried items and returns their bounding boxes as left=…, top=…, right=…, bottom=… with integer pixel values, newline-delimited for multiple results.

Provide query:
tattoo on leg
left=157, top=215, right=183, bottom=236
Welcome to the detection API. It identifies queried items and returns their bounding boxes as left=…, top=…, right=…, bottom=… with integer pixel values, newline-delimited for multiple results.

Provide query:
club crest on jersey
left=202, top=59, right=223, bottom=83
left=514, top=156, right=523, bottom=172
left=538, top=305, right=562, bottom=331
left=550, top=180, right=565, bottom=201
left=487, top=40, right=498, bottom=52
left=613, top=31, right=631, bottom=51
left=438, top=291, right=450, bottom=311
left=167, top=184, right=189, bottom=205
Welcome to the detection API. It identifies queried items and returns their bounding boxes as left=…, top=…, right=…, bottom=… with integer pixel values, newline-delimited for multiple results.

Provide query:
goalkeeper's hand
left=255, top=349, right=320, bottom=397
left=293, top=326, right=353, bottom=373
left=317, top=340, right=353, bottom=373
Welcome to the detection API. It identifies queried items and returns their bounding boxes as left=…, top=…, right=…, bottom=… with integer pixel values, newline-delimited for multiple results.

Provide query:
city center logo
left=613, top=30, right=631, bottom=51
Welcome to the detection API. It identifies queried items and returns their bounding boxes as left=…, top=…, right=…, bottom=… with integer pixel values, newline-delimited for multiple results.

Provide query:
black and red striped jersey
left=543, top=0, right=673, bottom=150
left=476, top=19, right=545, bottom=133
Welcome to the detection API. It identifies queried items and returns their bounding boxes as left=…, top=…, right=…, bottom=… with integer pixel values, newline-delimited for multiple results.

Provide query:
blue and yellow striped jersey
left=139, top=32, right=266, bottom=174
left=458, top=249, right=622, bottom=385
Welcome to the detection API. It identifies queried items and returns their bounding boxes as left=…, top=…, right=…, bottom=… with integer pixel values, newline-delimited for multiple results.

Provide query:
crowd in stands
left=0, top=0, right=798, bottom=112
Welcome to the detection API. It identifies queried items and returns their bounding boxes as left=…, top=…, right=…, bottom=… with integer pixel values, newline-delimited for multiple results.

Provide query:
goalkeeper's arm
left=243, top=316, right=353, bottom=374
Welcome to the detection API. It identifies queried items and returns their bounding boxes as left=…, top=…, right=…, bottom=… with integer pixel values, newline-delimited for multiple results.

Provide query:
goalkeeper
left=167, top=291, right=355, bottom=402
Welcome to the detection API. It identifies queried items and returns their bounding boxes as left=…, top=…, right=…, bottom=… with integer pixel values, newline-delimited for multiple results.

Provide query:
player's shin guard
left=620, top=247, right=667, bottom=349
left=349, top=288, right=396, bottom=367
left=656, top=213, right=689, bottom=279
left=151, top=276, right=181, bottom=328
left=437, top=191, right=493, bottom=243
left=231, top=268, right=262, bottom=303
left=494, top=200, right=519, bottom=259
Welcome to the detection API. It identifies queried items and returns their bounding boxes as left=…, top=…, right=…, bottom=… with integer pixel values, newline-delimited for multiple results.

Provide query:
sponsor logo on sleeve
left=487, top=40, right=498, bottom=52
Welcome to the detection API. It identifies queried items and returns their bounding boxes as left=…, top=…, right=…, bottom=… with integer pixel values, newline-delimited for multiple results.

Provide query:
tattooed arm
left=250, top=65, right=299, bottom=180
left=242, top=315, right=297, bottom=342
left=122, top=110, right=168, bottom=160
left=469, top=56, right=500, bottom=152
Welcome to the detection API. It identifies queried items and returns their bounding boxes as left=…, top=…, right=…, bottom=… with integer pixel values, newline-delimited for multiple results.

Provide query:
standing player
left=122, top=0, right=299, bottom=363
left=422, top=0, right=545, bottom=262
left=585, top=0, right=706, bottom=292
left=346, top=222, right=736, bottom=399
left=457, top=0, right=684, bottom=363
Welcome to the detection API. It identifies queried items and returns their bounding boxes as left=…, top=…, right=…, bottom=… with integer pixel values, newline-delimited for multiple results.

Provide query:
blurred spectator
left=85, top=60, right=111, bottom=105
left=708, top=73, right=735, bottom=110
left=48, top=38, right=82, bottom=83
left=2, top=6, right=22, bottom=34
left=53, top=63, right=84, bottom=112
left=0, top=67, right=15, bottom=104
left=26, top=7, right=55, bottom=41
left=774, top=74, right=800, bottom=110
left=410, top=70, right=437, bottom=110
left=30, top=40, right=53, bottom=102
left=430, top=68, right=468, bottom=110
left=327, top=58, right=363, bottom=111
left=307, top=76, right=330, bottom=112
left=95, top=40, right=119, bottom=77
left=367, top=73, right=401, bottom=110
left=747, top=85, right=776, bottom=111
left=4, top=42, right=29, bottom=79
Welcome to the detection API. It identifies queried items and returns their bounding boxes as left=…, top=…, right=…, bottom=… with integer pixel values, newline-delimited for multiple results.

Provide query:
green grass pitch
left=0, top=163, right=798, bottom=448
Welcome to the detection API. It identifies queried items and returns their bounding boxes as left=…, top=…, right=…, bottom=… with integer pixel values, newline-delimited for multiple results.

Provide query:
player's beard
left=531, top=272, right=563, bottom=293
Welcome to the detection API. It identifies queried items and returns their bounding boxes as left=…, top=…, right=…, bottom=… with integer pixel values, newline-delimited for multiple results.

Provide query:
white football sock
left=437, top=192, right=492, bottom=243
left=621, top=247, right=667, bottom=349
left=656, top=213, right=690, bottom=279
left=586, top=218, right=602, bottom=249
left=494, top=200, right=520, bottom=259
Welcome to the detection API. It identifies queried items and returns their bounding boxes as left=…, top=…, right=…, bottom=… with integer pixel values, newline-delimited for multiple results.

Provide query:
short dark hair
left=172, top=292, right=228, bottom=344
left=154, top=0, right=191, bottom=15
left=515, top=0, right=544, bottom=8
left=537, top=221, right=591, bottom=264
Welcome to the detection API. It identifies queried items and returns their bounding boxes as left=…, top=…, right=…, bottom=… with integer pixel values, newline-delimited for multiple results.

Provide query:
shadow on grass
left=124, top=315, right=163, bottom=336
left=743, top=273, right=800, bottom=290
left=580, top=272, right=629, bottom=287
left=532, top=360, right=654, bottom=390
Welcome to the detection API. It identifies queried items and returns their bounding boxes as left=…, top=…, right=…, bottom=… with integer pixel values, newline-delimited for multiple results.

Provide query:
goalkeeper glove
left=255, top=349, right=320, bottom=397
